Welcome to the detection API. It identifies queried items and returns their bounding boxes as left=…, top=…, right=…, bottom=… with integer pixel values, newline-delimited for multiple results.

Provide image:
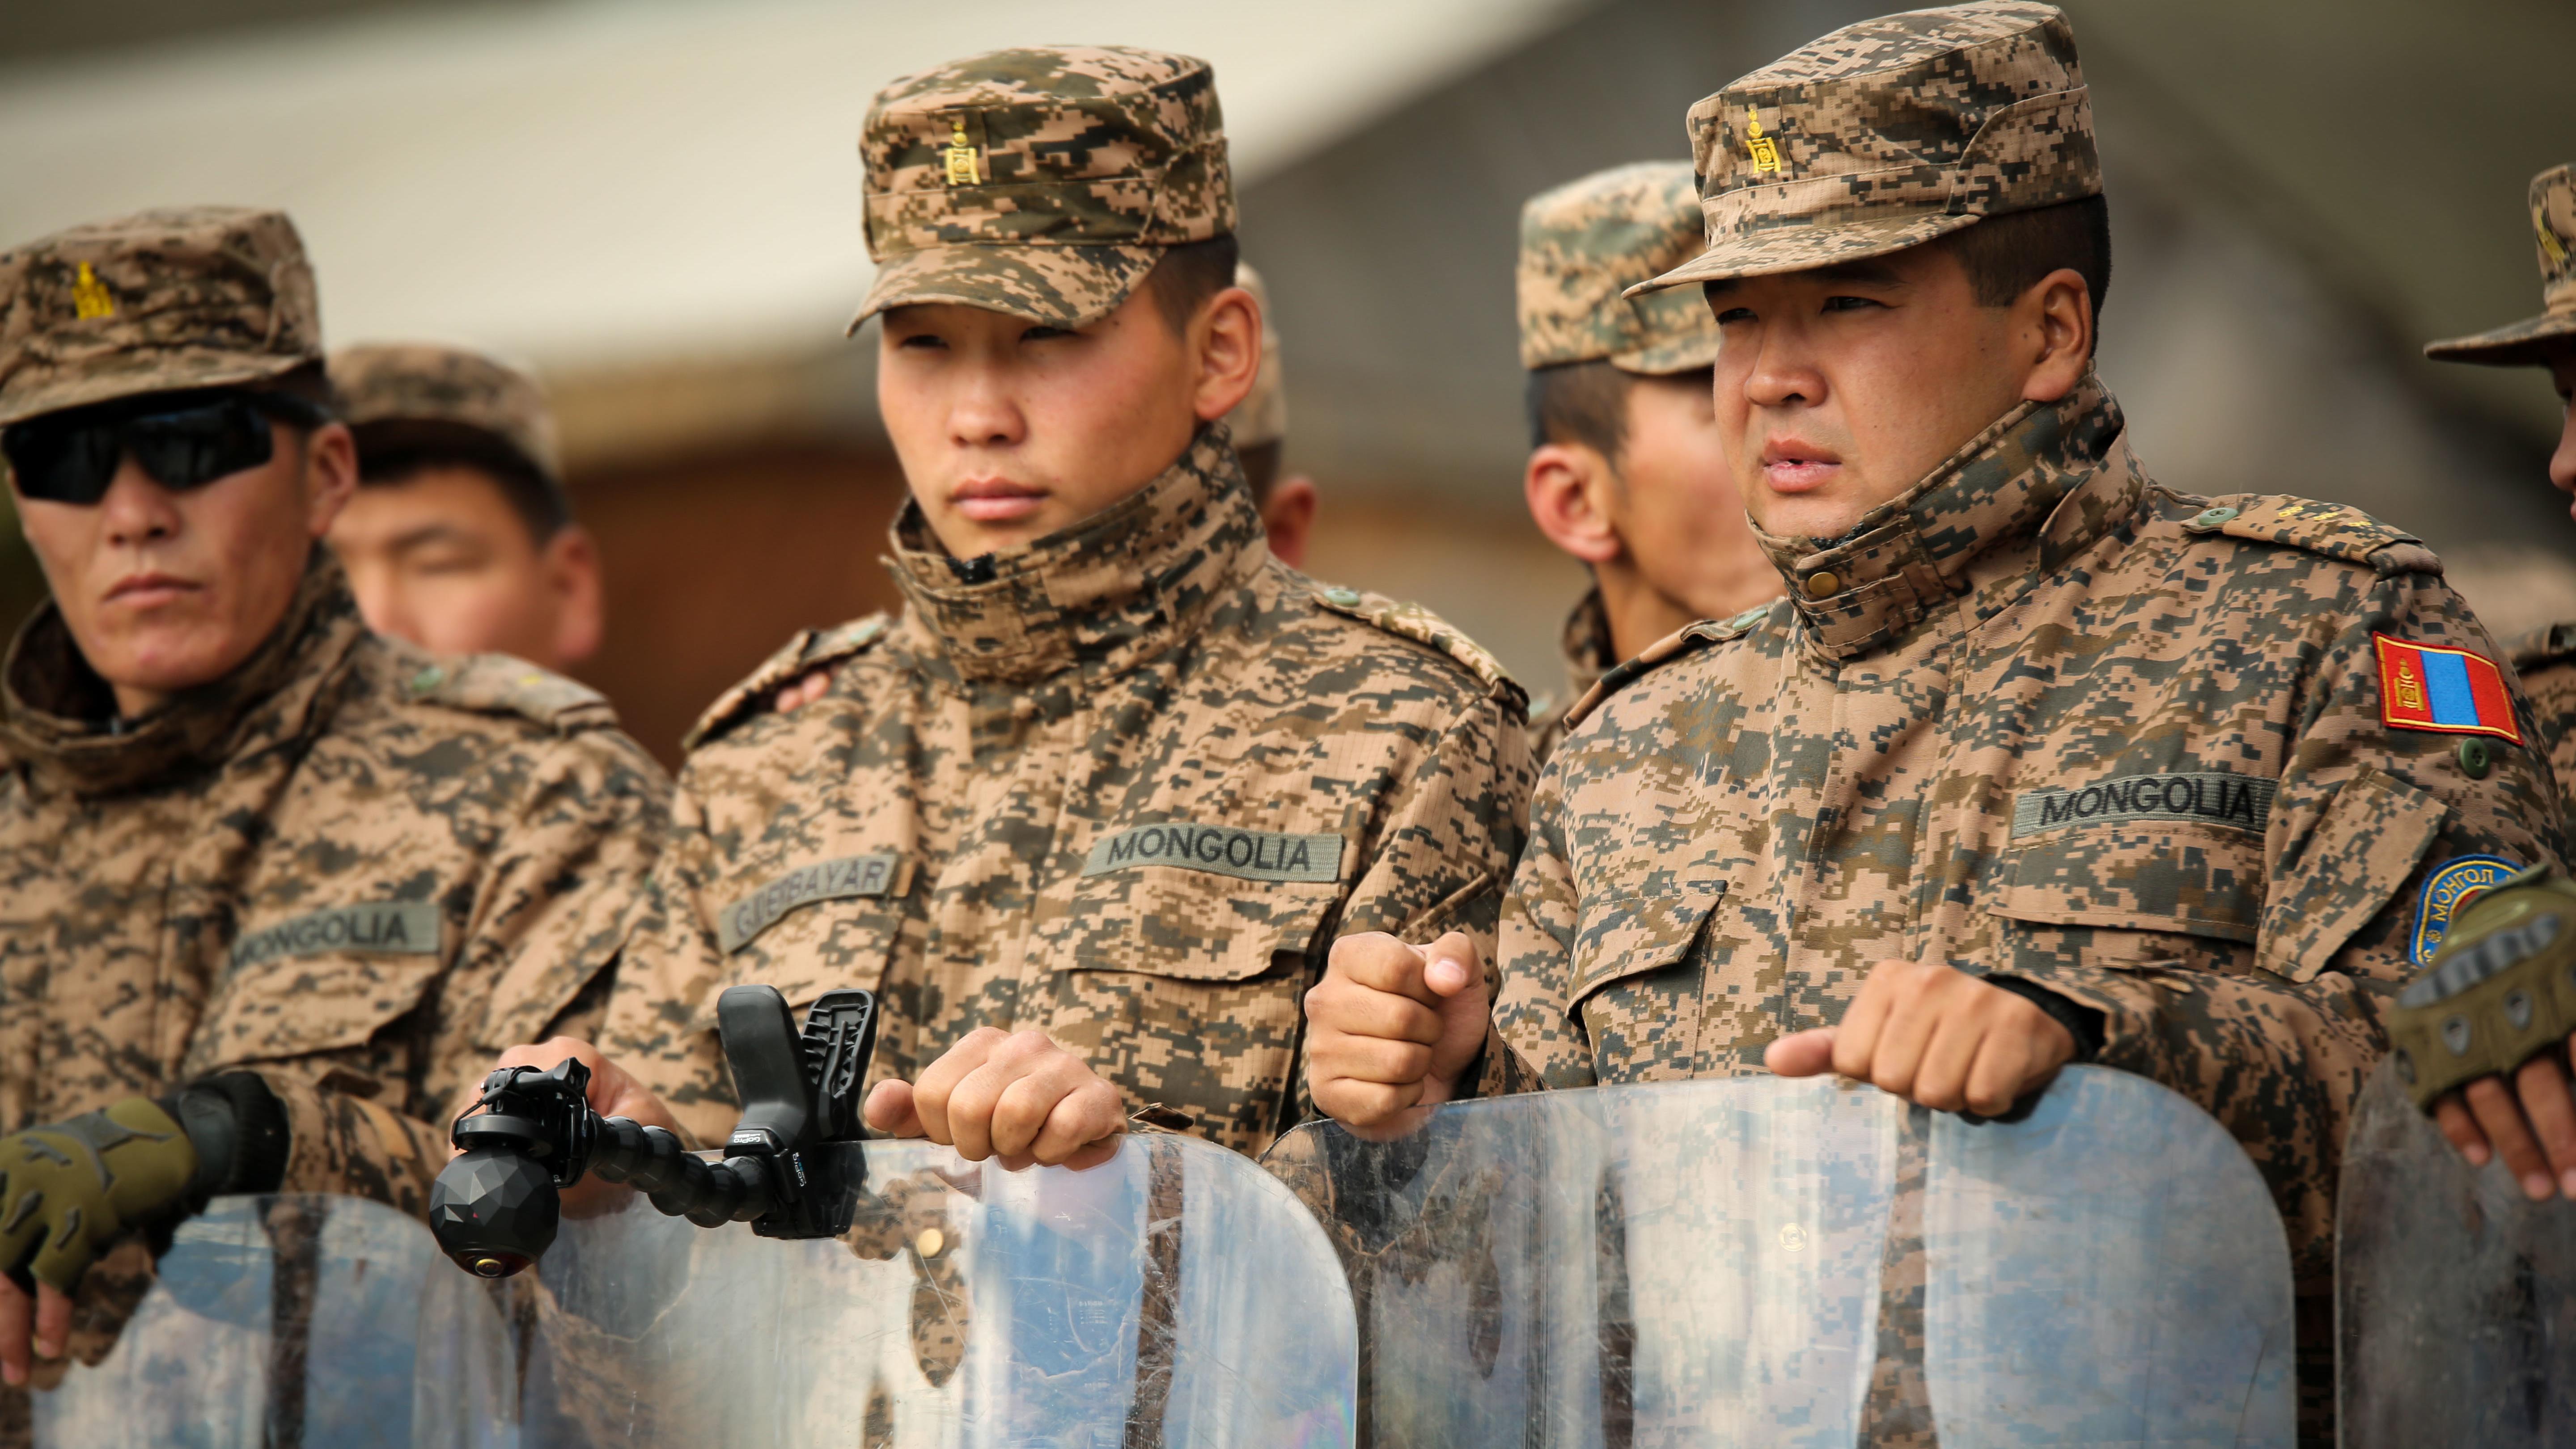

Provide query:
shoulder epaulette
left=2172, top=493, right=2442, bottom=577
left=1561, top=601, right=1777, bottom=733
left=683, top=614, right=890, bottom=753
left=2510, top=619, right=2576, bottom=672
left=402, top=651, right=613, bottom=732
left=1311, top=585, right=1528, bottom=715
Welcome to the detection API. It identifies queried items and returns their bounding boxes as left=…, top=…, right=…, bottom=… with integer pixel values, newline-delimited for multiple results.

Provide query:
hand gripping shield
left=1266, top=1067, right=2296, bottom=1447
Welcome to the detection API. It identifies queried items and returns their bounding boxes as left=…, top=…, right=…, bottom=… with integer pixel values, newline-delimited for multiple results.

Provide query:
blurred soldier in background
left=327, top=343, right=605, bottom=671
left=1303, top=5, right=2567, bottom=1441
left=480, top=47, right=1529, bottom=1178
left=2412, top=161, right=2576, bottom=1206
left=1227, top=260, right=1317, bottom=567
left=1517, top=161, right=1779, bottom=757
left=0, top=209, right=665, bottom=1404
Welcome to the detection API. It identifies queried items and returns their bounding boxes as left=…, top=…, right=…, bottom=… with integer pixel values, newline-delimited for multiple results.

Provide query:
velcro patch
left=1081, top=825, right=1344, bottom=884
left=2409, top=854, right=2519, bottom=966
left=2374, top=634, right=2523, bottom=743
left=232, top=902, right=440, bottom=970
left=720, top=853, right=909, bottom=955
left=2011, top=771, right=2275, bottom=839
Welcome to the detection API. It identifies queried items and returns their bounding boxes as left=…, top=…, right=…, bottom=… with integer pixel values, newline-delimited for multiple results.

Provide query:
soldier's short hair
left=354, top=428, right=573, bottom=543
left=1942, top=195, right=2112, bottom=340
left=1143, top=235, right=1242, bottom=336
left=1525, top=361, right=1716, bottom=465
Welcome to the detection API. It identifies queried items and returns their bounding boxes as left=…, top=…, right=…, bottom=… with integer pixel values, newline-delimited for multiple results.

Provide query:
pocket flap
left=689, top=902, right=906, bottom=1034
left=1052, top=869, right=1341, bottom=983
left=2257, top=767, right=2448, bottom=982
left=196, top=912, right=448, bottom=1067
left=1571, top=878, right=1728, bottom=1004
left=1991, top=822, right=2265, bottom=942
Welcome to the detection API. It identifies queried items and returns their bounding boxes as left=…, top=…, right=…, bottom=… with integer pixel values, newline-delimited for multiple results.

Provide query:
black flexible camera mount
left=427, top=984, right=878, bottom=1278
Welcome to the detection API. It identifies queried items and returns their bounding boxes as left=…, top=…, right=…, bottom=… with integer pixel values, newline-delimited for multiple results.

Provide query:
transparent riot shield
left=471, top=1131, right=1355, bottom=1448
left=2338, top=1060, right=2576, bottom=1446
left=29, top=1193, right=516, bottom=1448
left=1266, top=1066, right=2296, bottom=1448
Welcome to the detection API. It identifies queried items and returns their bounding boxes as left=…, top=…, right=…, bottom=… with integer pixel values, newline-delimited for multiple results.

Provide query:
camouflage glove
left=2388, top=866, right=2576, bottom=1111
left=0, top=1098, right=200, bottom=1292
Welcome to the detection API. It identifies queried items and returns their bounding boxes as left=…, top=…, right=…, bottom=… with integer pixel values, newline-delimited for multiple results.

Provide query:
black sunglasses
left=2, top=390, right=330, bottom=506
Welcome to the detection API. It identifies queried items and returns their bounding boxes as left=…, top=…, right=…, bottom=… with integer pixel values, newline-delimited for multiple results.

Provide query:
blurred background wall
left=4, top=0, right=2572, bottom=765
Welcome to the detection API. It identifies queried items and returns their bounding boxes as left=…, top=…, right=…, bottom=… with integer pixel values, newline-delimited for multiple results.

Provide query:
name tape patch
left=2410, top=854, right=2518, bottom=966
left=2374, top=634, right=2523, bottom=743
left=1081, top=825, right=1343, bottom=885
left=232, top=902, right=440, bottom=970
left=2011, top=771, right=2276, bottom=839
left=720, top=852, right=906, bottom=955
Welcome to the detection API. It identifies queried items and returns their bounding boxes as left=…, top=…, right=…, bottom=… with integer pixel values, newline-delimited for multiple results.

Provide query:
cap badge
left=2535, top=203, right=2568, bottom=269
left=943, top=116, right=981, bottom=187
left=1742, top=106, right=1783, bottom=178
left=71, top=262, right=115, bottom=321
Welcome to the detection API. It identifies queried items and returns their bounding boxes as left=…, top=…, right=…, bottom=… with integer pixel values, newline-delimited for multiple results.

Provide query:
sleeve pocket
left=2256, top=765, right=2448, bottom=983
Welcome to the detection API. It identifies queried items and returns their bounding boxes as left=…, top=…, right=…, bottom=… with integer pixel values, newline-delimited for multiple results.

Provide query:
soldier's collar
left=1754, top=373, right=2133, bottom=661
left=0, top=550, right=365, bottom=796
left=1557, top=587, right=1616, bottom=703
left=882, top=425, right=1267, bottom=686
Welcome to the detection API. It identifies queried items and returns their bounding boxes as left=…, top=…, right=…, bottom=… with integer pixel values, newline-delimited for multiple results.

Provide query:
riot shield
left=1266, top=1066, right=2296, bottom=1448
left=2338, top=1060, right=2576, bottom=1446
left=30, top=1193, right=516, bottom=1448
left=473, top=1131, right=1356, bottom=1448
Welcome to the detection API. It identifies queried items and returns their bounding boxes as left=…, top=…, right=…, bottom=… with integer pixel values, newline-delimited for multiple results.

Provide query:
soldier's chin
left=97, top=629, right=260, bottom=702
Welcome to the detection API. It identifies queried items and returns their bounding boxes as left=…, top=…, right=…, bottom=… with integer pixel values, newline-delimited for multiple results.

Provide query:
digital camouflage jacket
left=0, top=554, right=669, bottom=1213
left=1526, top=587, right=1614, bottom=765
left=606, top=430, right=1532, bottom=1156
left=2509, top=620, right=2576, bottom=821
left=1492, top=375, right=2568, bottom=1282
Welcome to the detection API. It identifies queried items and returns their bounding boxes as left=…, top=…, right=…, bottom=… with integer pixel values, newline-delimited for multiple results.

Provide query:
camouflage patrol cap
left=2425, top=165, right=2576, bottom=368
left=1520, top=161, right=1721, bottom=374
left=851, top=46, right=1236, bottom=332
left=0, top=207, right=322, bottom=428
left=330, top=342, right=562, bottom=481
left=1224, top=261, right=1285, bottom=450
left=1630, top=1, right=2098, bottom=298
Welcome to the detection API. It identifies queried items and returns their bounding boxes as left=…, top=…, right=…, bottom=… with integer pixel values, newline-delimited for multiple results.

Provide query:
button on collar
left=1803, top=571, right=1841, bottom=600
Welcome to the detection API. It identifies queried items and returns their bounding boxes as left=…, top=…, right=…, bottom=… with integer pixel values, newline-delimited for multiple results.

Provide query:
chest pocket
left=694, top=858, right=911, bottom=1031
left=1569, top=879, right=1727, bottom=1079
left=1986, top=821, right=2265, bottom=975
left=1050, top=865, right=1342, bottom=982
left=189, top=902, right=449, bottom=1071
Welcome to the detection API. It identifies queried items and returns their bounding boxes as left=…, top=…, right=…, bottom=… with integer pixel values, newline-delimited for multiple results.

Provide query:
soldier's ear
left=300, top=421, right=358, bottom=539
left=1189, top=285, right=1262, bottom=424
left=2017, top=267, right=2094, bottom=405
left=1525, top=442, right=1622, bottom=566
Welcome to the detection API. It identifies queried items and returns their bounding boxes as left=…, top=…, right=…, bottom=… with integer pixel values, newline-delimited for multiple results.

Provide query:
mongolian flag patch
left=2373, top=634, right=2523, bottom=743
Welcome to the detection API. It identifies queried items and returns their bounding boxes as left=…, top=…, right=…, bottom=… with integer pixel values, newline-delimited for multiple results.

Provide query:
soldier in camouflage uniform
left=492, top=47, right=1529, bottom=1176
left=2415, top=164, right=2576, bottom=1214
left=327, top=342, right=606, bottom=671
left=1517, top=161, right=1779, bottom=758
left=1305, top=6, right=2568, bottom=1442
left=0, top=208, right=668, bottom=1399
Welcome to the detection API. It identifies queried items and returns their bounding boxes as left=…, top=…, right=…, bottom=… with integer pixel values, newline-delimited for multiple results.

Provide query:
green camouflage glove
left=2388, top=866, right=2576, bottom=1110
left=0, top=1098, right=199, bottom=1292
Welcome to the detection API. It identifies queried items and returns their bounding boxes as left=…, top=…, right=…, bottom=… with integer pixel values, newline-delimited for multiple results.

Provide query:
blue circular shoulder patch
left=2411, top=854, right=2519, bottom=966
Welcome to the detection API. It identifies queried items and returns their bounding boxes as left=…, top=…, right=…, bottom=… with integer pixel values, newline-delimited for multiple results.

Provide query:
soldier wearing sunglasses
left=0, top=208, right=669, bottom=1400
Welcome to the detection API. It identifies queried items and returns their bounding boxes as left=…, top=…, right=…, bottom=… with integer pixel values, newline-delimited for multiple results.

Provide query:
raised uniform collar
left=0, top=550, right=365, bottom=797
left=884, top=428, right=1268, bottom=686
left=1559, top=588, right=1615, bottom=704
left=1754, top=373, right=2140, bottom=662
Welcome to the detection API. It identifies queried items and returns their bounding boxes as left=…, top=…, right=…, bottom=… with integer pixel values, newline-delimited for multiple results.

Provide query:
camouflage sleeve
left=1486, top=763, right=1594, bottom=1093
left=247, top=728, right=670, bottom=1208
left=1331, top=691, right=1534, bottom=953
left=598, top=784, right=737, bottom=1149
left=1993, top=570, right=2568, bottom=1278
